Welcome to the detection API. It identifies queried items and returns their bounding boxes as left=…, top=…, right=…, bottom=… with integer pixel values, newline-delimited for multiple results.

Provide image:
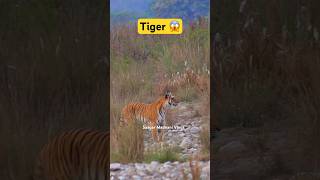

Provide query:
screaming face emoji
left=170, top=21, right=180, bottom=32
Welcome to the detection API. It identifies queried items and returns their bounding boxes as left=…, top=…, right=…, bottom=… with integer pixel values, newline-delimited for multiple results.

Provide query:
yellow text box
left=137, top=18, right=183, bottom=35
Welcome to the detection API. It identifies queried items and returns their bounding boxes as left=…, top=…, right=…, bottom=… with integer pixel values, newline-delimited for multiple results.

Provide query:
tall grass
left=182, top=156, right=201, bottom=180
left=110, top=18, right=210, bottom=125
left=0, top=1, right=107, bottom=179
left=213, top=0, right=320, bottom=174
left=110, top=18, right=210, bottom=162
left=111, top=120, right=144, bottom=163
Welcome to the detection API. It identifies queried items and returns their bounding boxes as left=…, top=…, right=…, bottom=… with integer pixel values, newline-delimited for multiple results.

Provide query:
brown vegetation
left=110, top=18, right=210, bottom=163
left=213, top=0, right=320, bottom=176
left=0, top=1, right=108, bottom=179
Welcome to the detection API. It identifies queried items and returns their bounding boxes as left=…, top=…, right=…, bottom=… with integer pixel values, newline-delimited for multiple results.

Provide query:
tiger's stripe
left=33, top=129, right=109, bottom=180
left=121, top=91, right=178, bottom=142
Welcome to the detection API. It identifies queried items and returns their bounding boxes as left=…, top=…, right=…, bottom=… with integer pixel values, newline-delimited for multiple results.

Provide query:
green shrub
left=144, top=146, right=182, bottom=163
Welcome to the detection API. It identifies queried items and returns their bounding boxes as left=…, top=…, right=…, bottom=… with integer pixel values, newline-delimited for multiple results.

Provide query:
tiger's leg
left=158, top=129, right=165, bottom=149
left=151, top=127, right=159, bottom=142
left=158, top=128, right=164, bottom=142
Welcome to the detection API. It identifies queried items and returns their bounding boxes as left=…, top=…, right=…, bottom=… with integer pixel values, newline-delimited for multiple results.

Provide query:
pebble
left=180, top=138, right=192, bottom=148
left=190, top=127, right=200, bottom=134
left=110, top=163, right=121, bottom=171
left=110, top=161, right=210, bottom=179
left=111, top=102, right=210, bottom=179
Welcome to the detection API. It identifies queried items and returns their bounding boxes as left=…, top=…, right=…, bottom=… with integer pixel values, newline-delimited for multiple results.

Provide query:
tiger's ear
left=165, top=91, right=171, bottom=99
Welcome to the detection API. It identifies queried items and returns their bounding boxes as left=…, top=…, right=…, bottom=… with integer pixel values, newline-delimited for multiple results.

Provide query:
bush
left=144, top=145, right=182, bottom=163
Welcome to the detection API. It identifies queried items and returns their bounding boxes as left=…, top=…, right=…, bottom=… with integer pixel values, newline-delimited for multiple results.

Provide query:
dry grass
left=111, top=120, right=144, bottom=163
left=199, top=125, right=210, bottom=159
left=181, top=156, right=202, bottom=180
left=156, top=68, right=209, bottom=96
left=211, top=0, right=320, bottom=178
left=213, top=0, right=320, bottom=174
left=198, top=78, right=211, bottom=160
left=189, top=157, right=201, bottom=180
left=166, top=108, right=179, bottom=126
left=0, top=1, right=108, bottom=179
left=110, top=18, right=210, bottom=163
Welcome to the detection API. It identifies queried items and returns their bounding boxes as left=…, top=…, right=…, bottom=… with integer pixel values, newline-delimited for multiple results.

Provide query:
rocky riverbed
left=110, top=161, right=210, bottom=180
left=110, top=102, right=210, bottom=179
left=144, top=102, right=206, bottom=158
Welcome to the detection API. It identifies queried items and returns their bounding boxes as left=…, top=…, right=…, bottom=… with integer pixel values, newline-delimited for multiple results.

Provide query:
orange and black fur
left=121, top=91, right=178, bottom=142
left=33, top=129, right=109, bottom=180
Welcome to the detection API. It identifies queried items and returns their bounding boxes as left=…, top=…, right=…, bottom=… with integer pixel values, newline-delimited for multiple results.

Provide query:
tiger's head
left=164, top=91, right=178, bottom=108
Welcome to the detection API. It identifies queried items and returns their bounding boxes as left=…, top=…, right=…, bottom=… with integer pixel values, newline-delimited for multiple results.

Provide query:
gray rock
left=180, top=137, right=192, bottom=148
left=190, top=127, right=200, bottom=134
left=132, top=175, right=142, bottom=180
left=173, top=161, right=179, bottom=165
left=202, top=163, right=210, bottom=174
left=110, top=102, right=212, bottom=179
left=162, top=178, right=172, bottom=180
left=146, top=161, right=159, bottom=172
left=159, top=166, right=169, bottom=174
left=136, top=169, right=146, bottom=176
left=134, top=163, right=145, bottom=171
left=110, top=163, right=121, bottom=171
left=188, top=147, right=197, bottom=153
left=126, top=167, right=136, bottom=175
left=192, top=135, right=200, bottom=139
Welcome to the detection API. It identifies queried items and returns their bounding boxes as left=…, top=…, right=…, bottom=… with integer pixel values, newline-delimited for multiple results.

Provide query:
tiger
left=33, top=129, right=109, bottom=180
left=120, top=91, right=178, bottom=142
